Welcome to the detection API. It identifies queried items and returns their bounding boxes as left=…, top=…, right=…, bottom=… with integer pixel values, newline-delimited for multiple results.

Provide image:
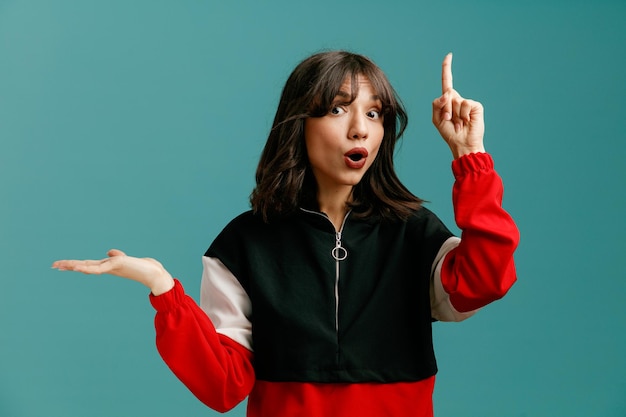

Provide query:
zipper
left=300, top=208, right=350, bottom=334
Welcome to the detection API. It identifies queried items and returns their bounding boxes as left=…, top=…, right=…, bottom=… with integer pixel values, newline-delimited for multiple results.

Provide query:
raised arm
left=430, top=54, right=519, bottom=316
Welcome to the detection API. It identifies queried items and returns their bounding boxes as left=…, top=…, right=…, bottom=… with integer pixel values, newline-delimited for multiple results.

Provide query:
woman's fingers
left=433, top=90, right=465, bottom=126
left=460, top=99, right=473, bottom=122
left=432, top=92, right=452, bottom=125
left=435, top=93, right=481, bottom=126
left=52, top=258, right=112, bottom=274
left=442, top=92, right=452, bottom=121
left=51, top=259, right=82, bottom=270
left=452, top=97, right=463, bottom=131
left=52, top=250, right=122, bottom=274
left=72, top=261, right=112, bottom=275
left=108, top=249, right=126, bottom=257
left=441, top=52, right=453, bottom=94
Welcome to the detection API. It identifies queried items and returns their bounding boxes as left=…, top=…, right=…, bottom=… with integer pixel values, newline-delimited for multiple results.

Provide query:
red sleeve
left=149, top=279, right=255, bottom=412
left=441, top=152, right=520, bottom=312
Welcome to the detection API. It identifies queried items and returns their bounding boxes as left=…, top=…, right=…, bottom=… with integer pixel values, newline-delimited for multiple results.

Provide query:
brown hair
left=250, top=50, right=422, bottom=221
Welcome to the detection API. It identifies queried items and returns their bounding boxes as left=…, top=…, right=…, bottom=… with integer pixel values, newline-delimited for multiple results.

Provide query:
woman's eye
left=330, top=106, right=346, bottom=115
left=367, top=110, right=381, bottom=120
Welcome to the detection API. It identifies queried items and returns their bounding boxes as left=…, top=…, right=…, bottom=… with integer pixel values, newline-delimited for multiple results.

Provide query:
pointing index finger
left=441, top=52, right=453, bottom=94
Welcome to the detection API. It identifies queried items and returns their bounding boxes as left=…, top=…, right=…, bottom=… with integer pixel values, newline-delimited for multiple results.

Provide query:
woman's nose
left=348, top=113, right=368, bottom=140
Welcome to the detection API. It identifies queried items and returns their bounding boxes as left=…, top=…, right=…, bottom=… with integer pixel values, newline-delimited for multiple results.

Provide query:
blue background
left=1, top=1, right=625, bottom=416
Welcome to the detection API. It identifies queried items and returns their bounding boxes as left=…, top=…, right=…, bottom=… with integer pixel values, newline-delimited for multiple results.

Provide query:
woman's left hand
left=432, top=53, right=486, bottom=159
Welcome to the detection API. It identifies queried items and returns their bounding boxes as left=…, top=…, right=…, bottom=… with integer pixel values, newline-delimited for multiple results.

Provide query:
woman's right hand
left=52, top=249, right=175, bottom=296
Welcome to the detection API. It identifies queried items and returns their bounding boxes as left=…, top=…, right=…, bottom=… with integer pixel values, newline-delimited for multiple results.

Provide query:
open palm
left=52, top=249, right=174, bottom=295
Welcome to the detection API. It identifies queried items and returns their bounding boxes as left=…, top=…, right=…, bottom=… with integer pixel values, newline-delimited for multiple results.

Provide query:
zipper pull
left=331, top=232, right=347, bottom=261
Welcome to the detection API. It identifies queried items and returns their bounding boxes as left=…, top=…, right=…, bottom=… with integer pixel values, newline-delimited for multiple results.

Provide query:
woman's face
left=304, top=75, right=384, bottom=196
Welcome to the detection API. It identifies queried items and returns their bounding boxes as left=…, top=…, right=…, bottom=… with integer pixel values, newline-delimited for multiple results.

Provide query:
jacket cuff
left=149, top=279, right=185, bottom=312
left=451, top=152, right=493, bottom=179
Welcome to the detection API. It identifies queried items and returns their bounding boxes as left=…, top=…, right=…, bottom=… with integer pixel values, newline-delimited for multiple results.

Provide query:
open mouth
left=344, top=147, right=369, bottom=168
left=345, top=148, right=368, bottom=161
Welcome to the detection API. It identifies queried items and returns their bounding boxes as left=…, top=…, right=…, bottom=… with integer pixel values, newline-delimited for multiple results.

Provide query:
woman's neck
left=317, top=186, right=352, bottom=232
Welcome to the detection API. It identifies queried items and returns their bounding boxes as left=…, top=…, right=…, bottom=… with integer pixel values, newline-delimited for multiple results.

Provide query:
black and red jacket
left=149, top=152, right=519, bottom=417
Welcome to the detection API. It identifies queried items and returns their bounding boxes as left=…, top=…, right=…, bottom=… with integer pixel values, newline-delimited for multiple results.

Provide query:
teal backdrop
left=1, top=1, right=625, bottom=416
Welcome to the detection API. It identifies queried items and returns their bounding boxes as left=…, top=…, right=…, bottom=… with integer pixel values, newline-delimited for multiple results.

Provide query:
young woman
left=53, top=51, right=519, bottom=417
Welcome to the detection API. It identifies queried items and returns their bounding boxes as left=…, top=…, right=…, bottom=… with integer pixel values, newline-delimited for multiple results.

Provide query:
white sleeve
left=200, top=256, right=253, bottom=351
left=430, top=236, right=479, bottom=322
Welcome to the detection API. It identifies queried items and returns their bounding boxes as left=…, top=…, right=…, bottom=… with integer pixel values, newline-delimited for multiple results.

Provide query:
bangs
left=306, top=53, right=399, bottom=119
